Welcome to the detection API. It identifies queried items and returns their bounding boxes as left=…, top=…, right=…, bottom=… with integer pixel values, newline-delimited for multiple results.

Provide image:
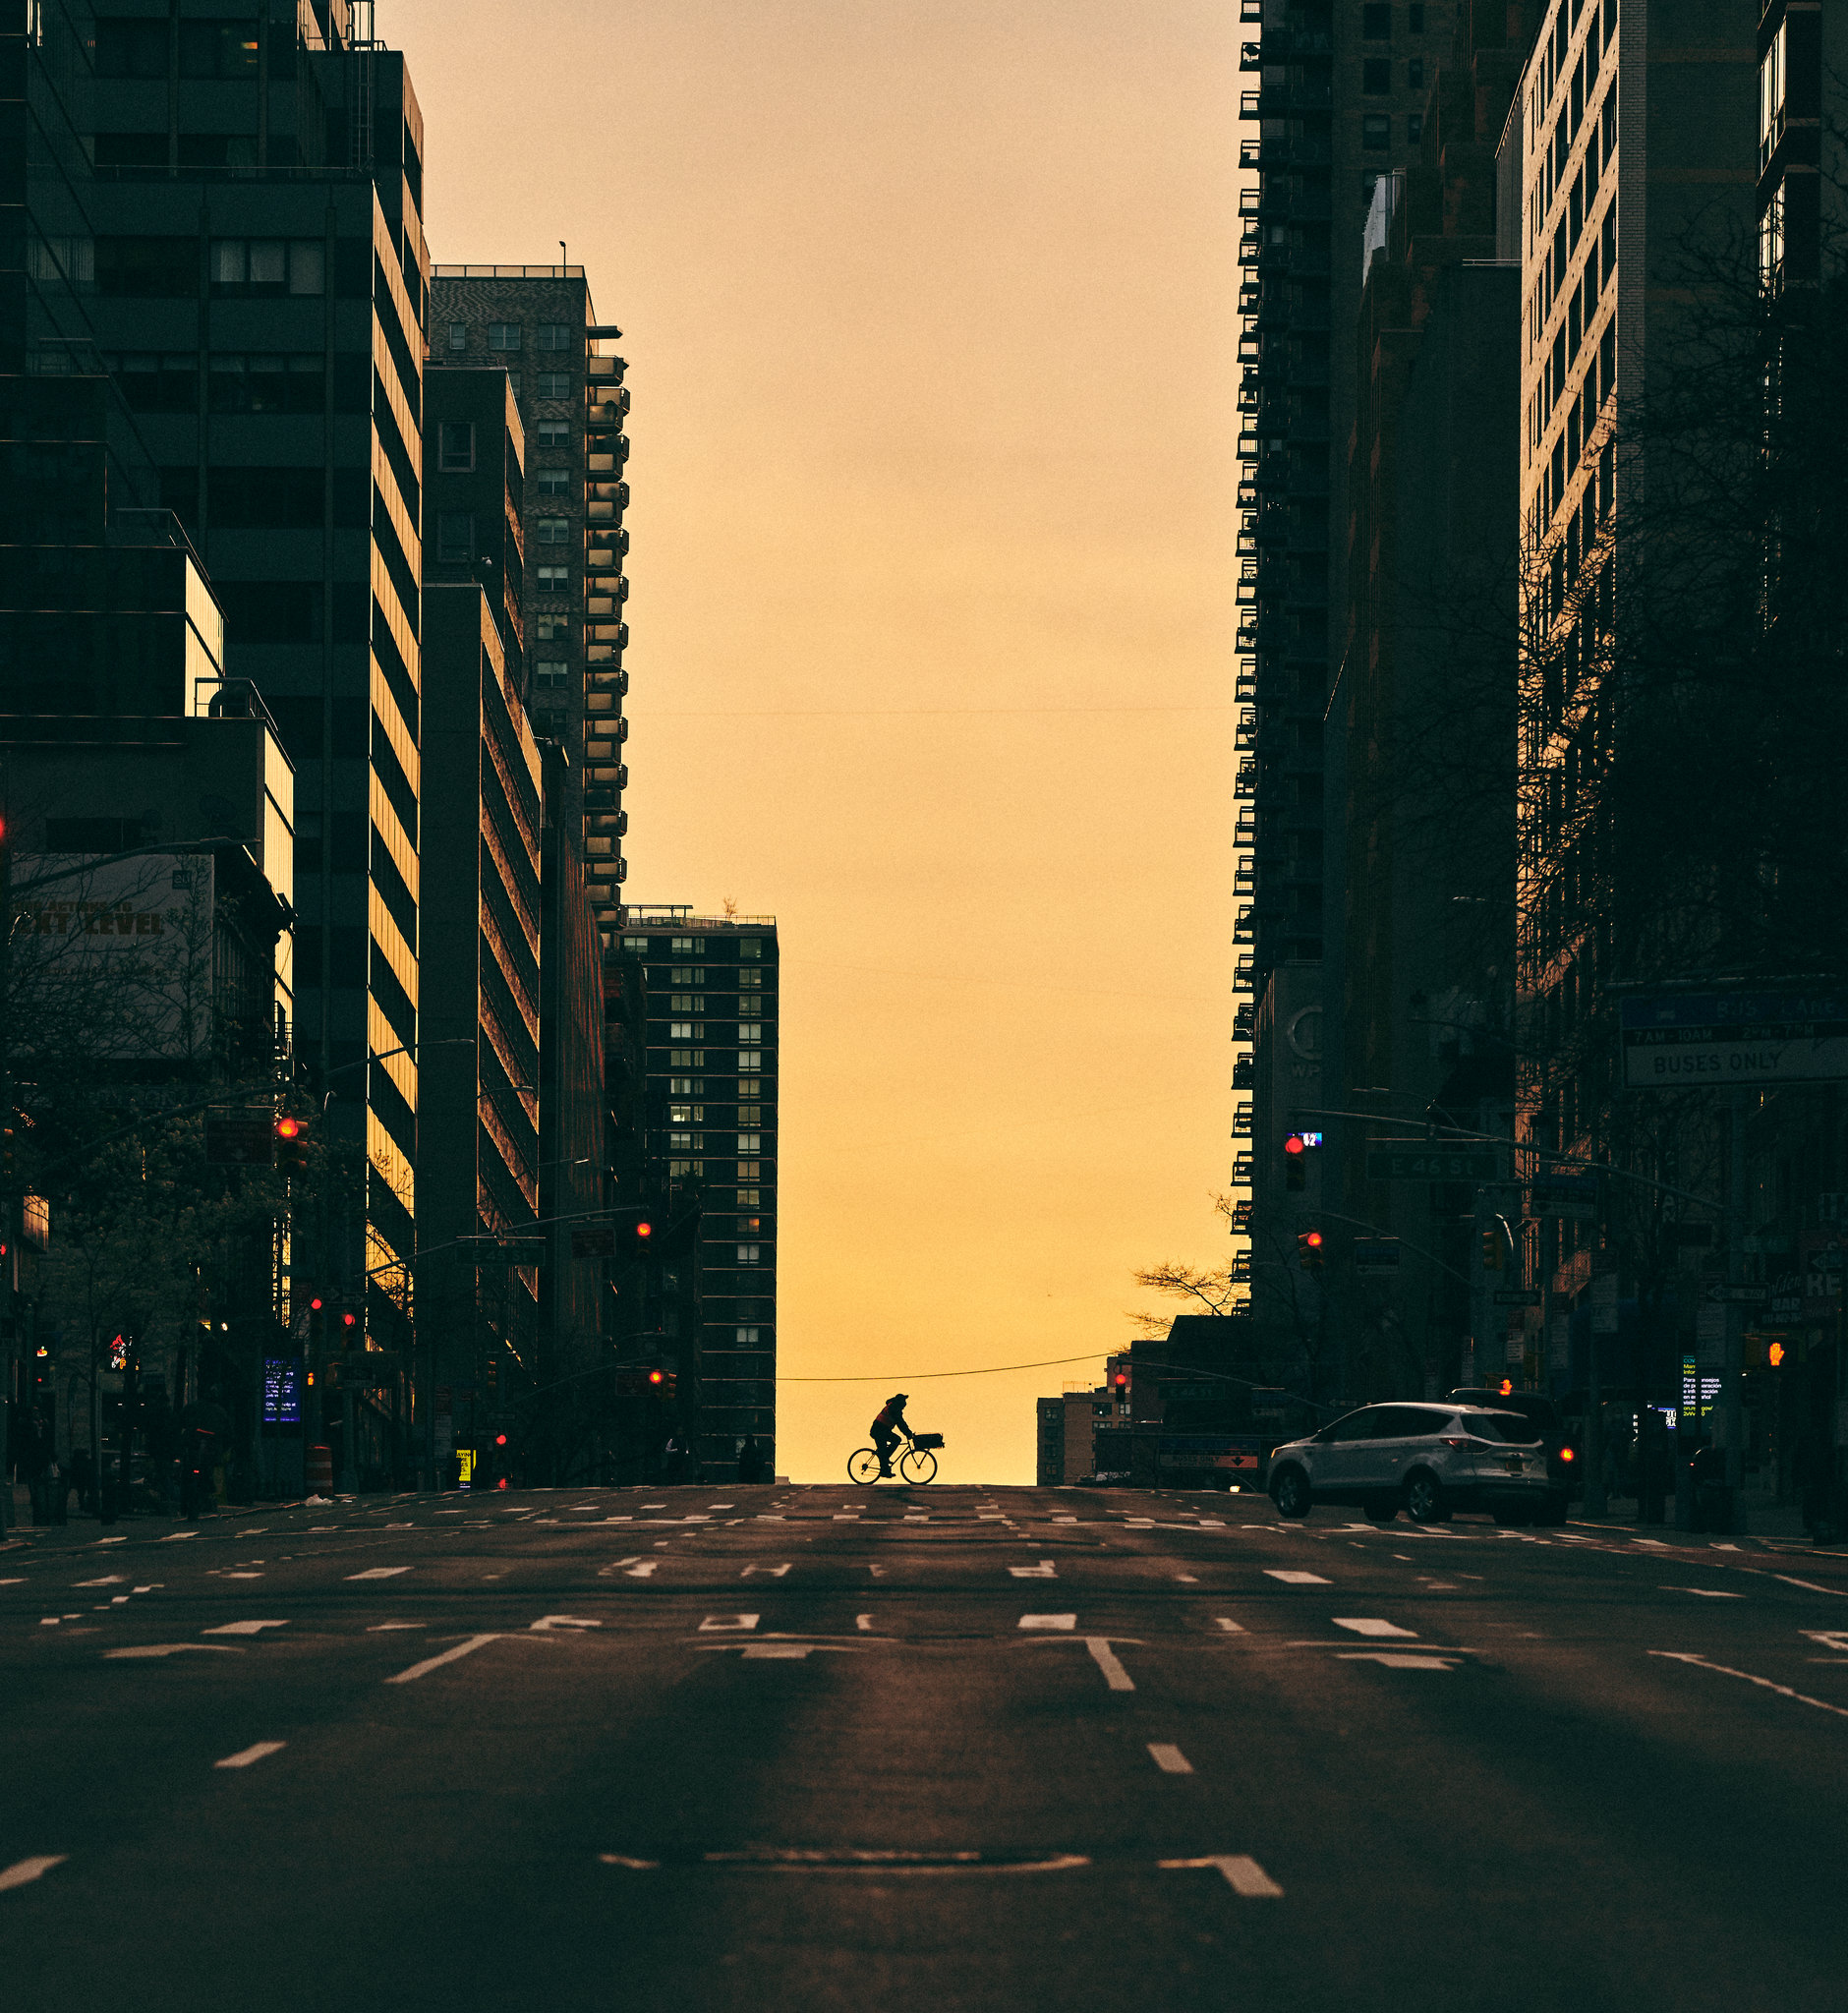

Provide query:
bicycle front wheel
left=898, top=1446, right=937, bottom=1484
left=847, top=1447, right=883, bottom=1485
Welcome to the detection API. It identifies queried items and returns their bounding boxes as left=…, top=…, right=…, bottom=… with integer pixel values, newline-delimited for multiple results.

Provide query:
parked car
left=1448, top=1386, right=1578, bottom=1517
left=1265, top=1401, right=1563, bottom=1525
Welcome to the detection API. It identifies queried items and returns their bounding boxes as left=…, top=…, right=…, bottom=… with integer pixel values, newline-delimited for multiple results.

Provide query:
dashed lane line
left=0, top=1856, right=68, bottom=1894
left=1650, top=1650, right=1848, bottom=1719
left=214, top=1741, right=286, bottom=1770
left=1332, top=1618, right=1418, bottom=1638
left=384, top=1635, right=500, bottom=1685
left=1160, top=1855, right=1284, bottom=1898
left=1148, top=1743, right=1193, bottom=1774
left=1264, top=1571, right=1332, bottom=1585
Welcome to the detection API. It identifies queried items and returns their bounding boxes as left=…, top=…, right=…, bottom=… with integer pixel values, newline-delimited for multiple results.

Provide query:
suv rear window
left=1462, top=1410, right=1543, bottom=1444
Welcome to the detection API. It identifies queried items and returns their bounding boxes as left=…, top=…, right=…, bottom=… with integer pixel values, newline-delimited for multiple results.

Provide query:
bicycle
left=847, top=1431, right=942, bottom=1485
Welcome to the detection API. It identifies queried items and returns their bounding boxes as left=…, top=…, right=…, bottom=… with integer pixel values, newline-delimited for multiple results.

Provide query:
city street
left=4, top=1486, right=1847, bottom=2010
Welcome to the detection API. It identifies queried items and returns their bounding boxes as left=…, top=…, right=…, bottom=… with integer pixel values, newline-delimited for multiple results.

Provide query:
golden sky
left=392, top=0, right=1243, bottom=1482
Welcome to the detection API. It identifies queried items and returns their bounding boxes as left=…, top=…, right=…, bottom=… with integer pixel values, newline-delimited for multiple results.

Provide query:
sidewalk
left=1572, top=1481, right=1842, bottom=1551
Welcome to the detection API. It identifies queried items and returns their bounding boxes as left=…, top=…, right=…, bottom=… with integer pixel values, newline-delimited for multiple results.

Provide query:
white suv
left=1265, top=1403, right=1558, bottom=1526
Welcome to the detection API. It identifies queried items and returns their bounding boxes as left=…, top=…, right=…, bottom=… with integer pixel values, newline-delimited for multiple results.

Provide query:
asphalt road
left=4, top=1483, right=1847, bottom=2011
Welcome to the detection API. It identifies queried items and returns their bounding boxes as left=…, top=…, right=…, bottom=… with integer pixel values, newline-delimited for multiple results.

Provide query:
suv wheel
left=1270, top=1466, right=1311, bottom=1519
left=1405, top=1469, right=1450, bottom=1524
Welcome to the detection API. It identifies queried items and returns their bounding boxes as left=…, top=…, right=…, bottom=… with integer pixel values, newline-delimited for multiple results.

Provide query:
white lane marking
left=202, top=1620, right=290, bottom=1636
left=902, top=1515, right=928, bottom=1523
left=0, top=1577, right=25, bottom=1585
left=641, top=1503, right=666, bottom=1509
left=366, top=1622, right=424, bottom=1631
left=1148, top=1743, right=1193, bottom=1774
left=0, top=1856, right=68, bottom=1893
left=222, top=1572, right=264, bottom=1580
left=1651, top=1650, right=1848, bottom=1719
left=75, top=1577, right=125, bottom=1587
left=529, top=1615, right=602, bottom=1631
left=237, top=1527, right=269, bottom=1536
left=1214, top=1617, right=1246, bottom=1634
left=708, top=1503, right=735, bottom=1510
left=1085, top=1639, right=1135, bottom=1692
left=1018, top=1613, right=1075, bottom=1631
left=1264, top=1571, right=1331, bottom=1585
left=1710, top=1542, right=1742, bottom=1551
left=385, top=1635, right=500, bottom=1684
left=161, top=1531, right=201, bottom=1542
left=1052, top=1516, right=1078, bottom=1524
left=1332, top=1618, right=1418, bottom=1639
left=1661, top=1586, right=1745, bottom=1599
left=1160, top=1855, right=1283, bottom=1898
left=1197, top=1519, right=1227, bottom=1528
left=868, top=1565, right=888, bottom=1578
left=743, top=1643, right=813, bottom=1659
left=214, top=1740, right=286, bottom=1770
left=599, top=1854, right=661, bottom=1869
left=832, top=1514, right=859, bottom=1521
left=103, top=1643, right=243, bottom=1659
left=1174, top=1574, right=1199, bottom=1583
left=1011, top=1561, right=1057, bottom=1579
left=699, top=1614, right=760, bottom=1633
left=1803, top=1630, right=1848, bottom=1651
left=741, top=1564, right=790, bottom=1579
left=856, top=1613, right=876, bottom=1632
left=345, top=1567, right=411, bottom=1581
left=1632, top=1538, right=1670, bottom=1548
left=1338, top=1652, right=1457, bottom=1670
left=1774, top=1575, right=1848, bottom=1597
left=755, top=1515, right=787, bottom=1523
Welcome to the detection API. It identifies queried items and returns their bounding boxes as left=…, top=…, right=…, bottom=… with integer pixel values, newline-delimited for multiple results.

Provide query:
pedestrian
left=737, top=1434, right=765, bottom=1484
left=69, top=1443, right=96, bottom=1518
left=15, top=1409, right=49, bottom=1525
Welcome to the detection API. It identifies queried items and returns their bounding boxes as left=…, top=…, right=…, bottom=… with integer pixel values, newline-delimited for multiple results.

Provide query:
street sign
left=1492, top=1288, right=1541, bottom=1307
left=456, top=1236, right=547, bottom=1261
left=1352, top=1237, right=1401, bottom=1276
left=1704, top=1283, right=1769, bottom=1304
left=204, top=1113, right=275, bottom=1165
left=1620, top=988, right=1848, bottom=1090
left=1531, top=1173, right=1599, bottom=1222
left=571, top=1225, right=616, bottom=1258
left=1366, top=1148, right=1501, bottom=1182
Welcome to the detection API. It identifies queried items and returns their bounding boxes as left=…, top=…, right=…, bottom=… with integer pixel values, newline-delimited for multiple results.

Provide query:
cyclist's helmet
left=889, top=1393, right=908, bottom=1405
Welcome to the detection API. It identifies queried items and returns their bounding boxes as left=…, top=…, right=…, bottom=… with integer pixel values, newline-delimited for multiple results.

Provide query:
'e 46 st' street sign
left=1366, top=1148, right=1501, bottom=1182
left=1621, top=990, right=1848, bottom=1090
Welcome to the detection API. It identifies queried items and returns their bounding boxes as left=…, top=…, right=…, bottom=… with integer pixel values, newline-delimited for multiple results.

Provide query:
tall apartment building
left=1513, top=0, right=1755, bottom=1167
left=428, top=267, right=630, bottom=941
left=1238, top=1, right=1429, bottom=1350
left=619, top=908, right=779, bottom=1477
left=74, top=0, right=432, bottom=1352
left=417, top=583, right=543, bottom=1468
left=1337, top=6, right=1534, bottom=1399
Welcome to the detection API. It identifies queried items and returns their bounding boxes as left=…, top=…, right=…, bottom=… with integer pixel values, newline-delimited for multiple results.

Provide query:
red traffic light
left=309, top=1295, right=323, bottom=1311
left=1284, top=1134, right=1305, bottom=1156
left=647, top=1367, right=664, bottom=1386
left=636, top=1221, right=654, bottom=1238
left=341, top=1311, right=358, bottom=1329
left=494, top=1431, right=508, bottom=1447
left=275, top=1117, right=302, bottom=1139
left=1303, top=1230, right=1323, bottom=1249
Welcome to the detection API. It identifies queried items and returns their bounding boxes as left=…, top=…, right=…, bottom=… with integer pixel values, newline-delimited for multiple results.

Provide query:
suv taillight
left=1441, top=1436, right=1470, bottom=1448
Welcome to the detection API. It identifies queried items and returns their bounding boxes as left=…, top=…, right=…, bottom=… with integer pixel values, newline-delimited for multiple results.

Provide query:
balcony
left=1232, top=1102, right=1253, bottom=1137
left=1235, top=707, right=1257, bottom=750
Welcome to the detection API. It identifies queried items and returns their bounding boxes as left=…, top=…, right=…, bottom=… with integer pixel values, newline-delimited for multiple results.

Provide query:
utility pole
left=0, top=781, right=14, bottom=1534
left=1723, top=1087, right=1749, bottom=1529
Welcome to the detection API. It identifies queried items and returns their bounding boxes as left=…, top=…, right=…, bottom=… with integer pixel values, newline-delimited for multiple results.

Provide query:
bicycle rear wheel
left=847, top=1447, right=883, bottom=1485
left=898, top=1446, right=938, bottom=1484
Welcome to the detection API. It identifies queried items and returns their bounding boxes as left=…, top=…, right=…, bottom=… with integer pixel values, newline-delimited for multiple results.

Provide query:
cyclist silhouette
left=870, top=1393, right=911, bottom=1478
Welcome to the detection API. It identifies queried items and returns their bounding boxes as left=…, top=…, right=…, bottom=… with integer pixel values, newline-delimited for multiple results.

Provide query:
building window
left=446, top=321, right=467, bottom=352
left=1362, top=58, right=1391, bottom=94
left=538, top=420, right=572, bottom=448
left=435, top=513, right=474, bottom=563
left=736, top=1161, right=762, bottom=1179
left=536, top=371, right=572, bottom=400
left=736, top=1244, right=761, bottom=1265
left=535, top=516, right=569, bottom=544
left=1760, top=22, right=1786, bottom=174
left=1408, top=112, right=1423, bottom=144
left=537, top=322, right=571, bottom=350
left=1407, top=57, right=1423, bottom=89
left=736, top=1187, right=761, bottom=1207
left=670, top=1020, right=697, bottom=1039
left=671, top=936, right=698, bottom=952
left=741, top=939, right=762, bottom=959
left=536, top=564, right=571, bottom=591
left=738, top=1022, right=763, bottom=1042
left=488, top=321, right=521, bottom=351
left=1760, top=186, right=1785, bottom=293
left=437, top=420, right=475, bottom=472
left=1409, top=3, right=1423, bottom=29
left=1362, top=114, right=1390, bottom=150
left=534, top=660, right=570, bottom=687
left=735, top=1326, right=760, bottom=1347
left=534, top=617, right=571, bottom=642
left=210, top=239, right=324, bottom=296
left=1362, top=3, right=1391, bottom=37
left=537, top=469, right=573, bottom=494
left=737, top=1131, right=762, bottom=1152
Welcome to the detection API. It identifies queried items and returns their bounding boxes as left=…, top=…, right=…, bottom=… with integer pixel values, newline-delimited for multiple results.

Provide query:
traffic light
left=1111, top=1365, right=1130, bottom=1402
left=1285, top=1133, right=1306, bottom=1192
left=1297, top=1228, right=1324, bottom=1270
left=1480, top=1228, right=1503, bottom=1271
left=1768, top=1340, right=1787, bottom=1368
left=645, top=1367, right=678, bottom=1401
left=1497, top=1376, right=1514, bottom=1397
left=306, top=1294, right=324, bottom=1343
left=275, top=1115, right=310, bottom=1177
left=339, top=1308, right=359, bottom=1343
left=492, top=1429, right=511, bottom=1490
